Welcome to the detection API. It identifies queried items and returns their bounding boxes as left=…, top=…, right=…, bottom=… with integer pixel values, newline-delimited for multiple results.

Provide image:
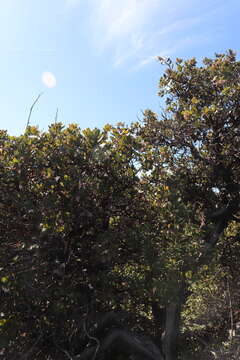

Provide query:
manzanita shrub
left=1, top=50, right=240, bottom=360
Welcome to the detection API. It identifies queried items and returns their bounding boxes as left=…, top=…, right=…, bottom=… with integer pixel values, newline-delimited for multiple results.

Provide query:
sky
left=0, top=0, right=239, bottom=135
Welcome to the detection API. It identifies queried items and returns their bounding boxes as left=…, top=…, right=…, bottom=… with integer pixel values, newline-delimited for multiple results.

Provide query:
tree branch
left=26, top=92, right=44, bottom=129
left=75, top=329, right=164, bottom=360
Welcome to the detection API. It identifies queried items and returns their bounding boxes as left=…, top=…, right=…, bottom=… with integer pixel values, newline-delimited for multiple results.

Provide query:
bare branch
left=55, top=107, right=59, bottom=123
left=83, top=317, right=100, bottom=360
left=55, top=342, right=74, bottom=360
left=20, top=334, right=43, bottom=360
left=26, top=92, right=44, bottom=129
left=227, top=277, right=234, bottom=343
left=100, top=329, right=163, bottom=360
left=75, top=325, right=164, bottom=360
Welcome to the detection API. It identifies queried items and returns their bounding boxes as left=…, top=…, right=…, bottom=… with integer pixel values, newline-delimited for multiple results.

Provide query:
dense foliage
left=1, top=51, right=240, bottom=360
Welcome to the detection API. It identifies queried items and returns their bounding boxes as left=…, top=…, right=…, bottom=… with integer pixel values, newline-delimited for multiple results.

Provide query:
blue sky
left=1, top=0, right=239, bottom=135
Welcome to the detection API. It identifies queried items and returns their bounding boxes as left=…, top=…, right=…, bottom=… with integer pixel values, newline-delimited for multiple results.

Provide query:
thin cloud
left=133, top=56, right=157, bottom=70
left=131, top=17, right=203, bottom=70
left=65, top=0, right=82, bottom=8
left=113, top=33, right=145, bottom=67
left=8, top=48, right=55, bottom=53
left=85, top=0, right=221, bottom=68
left=154, top=16, right=202, bottom=38
left=90, top=0, right=160, bottom=48
left=133, top=36, right=204, bottom=71
left=113, top=16, right=202, bottom=68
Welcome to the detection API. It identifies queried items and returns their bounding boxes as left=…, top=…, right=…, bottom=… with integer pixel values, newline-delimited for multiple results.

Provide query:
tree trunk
left=152, top=285, right=184, bottom=360
left=162, top=302, right=181, bottom=360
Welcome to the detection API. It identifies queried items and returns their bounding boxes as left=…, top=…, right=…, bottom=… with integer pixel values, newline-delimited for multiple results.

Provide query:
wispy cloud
left=90, top=0, right=159, bottom=47
left=8, top=48, right=56, bottom=53
left=65, top=0, right=82, bottom=8
left=75, top=0, right=221, bottom=68
left=154, top=16, right=202, bottom=39
left=113, top=33, right=145, bottom=67
left=133, top=55, right=157, bottom=70
left=89, top=0, right=169, bottom=67
left=132, top=35, right=205, bottom=71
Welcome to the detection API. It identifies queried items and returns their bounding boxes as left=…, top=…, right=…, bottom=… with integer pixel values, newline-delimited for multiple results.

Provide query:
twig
left=20, top=334, right=43, bottom=359
left=227, top=277, right=234, bottom=342
left=55, top=107, right=59, bottom=123
left=26, top=92, right=44, bottom=129
left=83, top=312, right=100, bottom=360
left=55, top=342, right=73, bottom=360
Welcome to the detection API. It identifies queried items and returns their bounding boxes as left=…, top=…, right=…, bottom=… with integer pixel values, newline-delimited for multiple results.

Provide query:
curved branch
left=75, top=329, right=164, bottom=360
left=83, top=317, right=100, bottom=360
left=78, top=311, right=129, bottom=338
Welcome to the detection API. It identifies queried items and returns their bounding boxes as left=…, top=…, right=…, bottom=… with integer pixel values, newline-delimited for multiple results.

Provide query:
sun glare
left=42, top=71, right=57, bottom=88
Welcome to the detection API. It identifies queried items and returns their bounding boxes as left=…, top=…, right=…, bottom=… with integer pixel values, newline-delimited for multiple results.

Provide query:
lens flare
left=42, top=72, right=57, bottom=88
